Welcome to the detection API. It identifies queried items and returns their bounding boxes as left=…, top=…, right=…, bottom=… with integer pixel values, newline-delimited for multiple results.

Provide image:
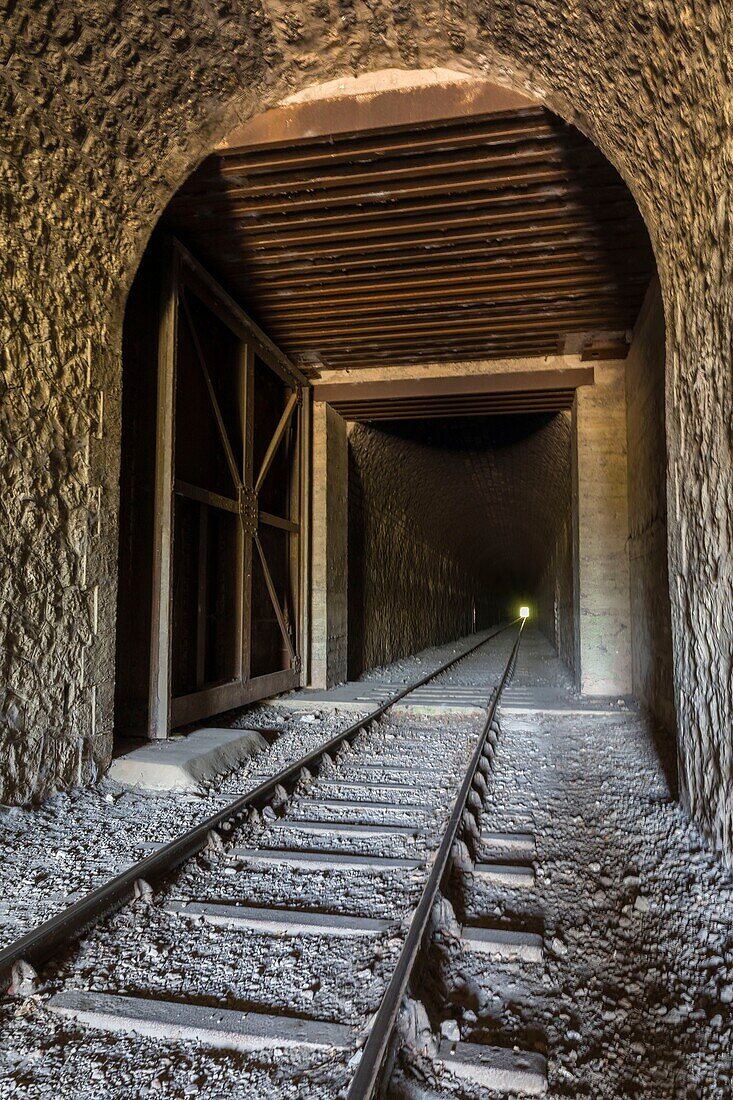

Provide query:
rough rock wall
left=536, top=413, right=576, bottom=675
left=625, top=280, right=677, bottom=735
left=0, top=2, right=731, bottom=858
left=347, top=414, right=570, bottom=675
left=347, top=423, right=479, bottom=676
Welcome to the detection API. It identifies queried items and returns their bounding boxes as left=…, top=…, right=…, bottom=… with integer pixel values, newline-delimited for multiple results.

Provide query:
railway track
left=3, top=618, right=545, bottom=1098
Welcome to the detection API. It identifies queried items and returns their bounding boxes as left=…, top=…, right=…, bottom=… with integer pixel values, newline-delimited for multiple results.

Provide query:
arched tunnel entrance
left=2, top=18, right=732, bottom=1092
left=114, top=69, right=675, bottom=764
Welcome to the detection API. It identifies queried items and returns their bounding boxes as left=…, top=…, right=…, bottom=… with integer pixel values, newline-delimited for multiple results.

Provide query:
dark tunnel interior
left=346, top=411, right=573, bottom=677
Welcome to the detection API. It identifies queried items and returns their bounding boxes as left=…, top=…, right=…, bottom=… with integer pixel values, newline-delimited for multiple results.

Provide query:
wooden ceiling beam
left=216, top=79, right=541, bottom=150
left=168, top=164, right=622, bottom=220
left=316, top=337, right=560, bottom=360
left=248, top=261, right=647, bottom=301
left=315, top=343, right=564, bottom=369
left=269, top=315, right=639, bottom=348
left=274, top=297, right=633, bottom=330
left=219, top=243, right=650, bottom=288
left=334, top=398, right=574, bottom=413
left=254, top=279, right=648, bottom=320
left=209, top=118, right=556, bottom=175
left=338, top=396, right=572, bottom=415
left=239, top=220, right=646, bottom=261
left=313, top=367, right=592, bottom=403
left=167, top=186, right=633, bottom=242
left=178, top=136, right=602, bottom=203
left=273, top=312, right=637, bottom=346
left=287, top=315, right=629, bottom=346
left=351, top=402, right=570, bottom=420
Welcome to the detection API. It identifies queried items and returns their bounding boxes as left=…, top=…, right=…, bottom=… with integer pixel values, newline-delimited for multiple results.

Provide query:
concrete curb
left=108, top=727, right=269, bottom=792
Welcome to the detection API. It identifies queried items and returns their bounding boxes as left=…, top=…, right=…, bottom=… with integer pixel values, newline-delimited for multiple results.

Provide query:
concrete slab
left=275, top=679, right=631, bottom=719
left=278, top=680, right=490, bottom=717
left=461, top=926, right=543, bottom=961
left=272, top=818, right=423, bottom=838
left=108, top=727, right=269, bottom=792
left=283, top=699, right=376, bottom=714
left=278, top=684, right=388, bottom=713
left=346, top=762, right=445, bottom=774
left=166, top=900, right=392, bottom=937
left=321, top=779, right=424, bottom=793
left=392, top=703, right=486, bottom=717
left=473, top=863, right=536, bottom=886
left=503, top=706, right=626, bottom=717
left=300, top=798, right=429, bottom=813
left=230, top=847, right=422, bottom=872
left=48, top=990, right=351, bottom=1052
left=438, top=1039, right=547, bottom=1094
left=480, top=831, right=536, bottom=854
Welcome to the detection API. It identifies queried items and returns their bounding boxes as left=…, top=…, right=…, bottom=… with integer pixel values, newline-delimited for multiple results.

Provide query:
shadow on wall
left=346, top=429, right=486, bottom=677
left=625, top=281, right=676, bottom=737
left=346, top=413, right=572, bottom=678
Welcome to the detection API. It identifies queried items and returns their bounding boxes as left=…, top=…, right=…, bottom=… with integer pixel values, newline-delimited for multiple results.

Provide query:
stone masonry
left=0, top=3, right=730, bottom=860
left=346, top=414, right=571, bottom=676
left=347, top=421, right=479, bottom=676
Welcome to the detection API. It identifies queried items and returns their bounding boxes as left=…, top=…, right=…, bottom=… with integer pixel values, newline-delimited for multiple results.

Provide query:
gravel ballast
left=2, top=626, right=731, bottom=1099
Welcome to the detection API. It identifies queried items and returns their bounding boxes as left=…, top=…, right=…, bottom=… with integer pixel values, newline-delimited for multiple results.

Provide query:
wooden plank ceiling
left=311, top=367, right=595, bottom=422
left=162, top=85, right=655, bottom=375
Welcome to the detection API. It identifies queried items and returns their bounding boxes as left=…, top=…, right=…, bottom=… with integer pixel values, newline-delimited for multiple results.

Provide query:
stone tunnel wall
left=625, top=279, right=677, bottom=737
left=0, top=2, right=730, bottom=860
left=347, top=423, right=484, bottom=677
left=347, top=414, right=572, bottom=677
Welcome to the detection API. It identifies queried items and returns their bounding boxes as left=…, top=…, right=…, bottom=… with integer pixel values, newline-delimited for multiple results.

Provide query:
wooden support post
left=148, top=241, right=179, bottom=740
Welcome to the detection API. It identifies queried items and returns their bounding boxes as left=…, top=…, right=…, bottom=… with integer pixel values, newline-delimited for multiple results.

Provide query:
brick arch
left=1, top=3, right=730, bottom=860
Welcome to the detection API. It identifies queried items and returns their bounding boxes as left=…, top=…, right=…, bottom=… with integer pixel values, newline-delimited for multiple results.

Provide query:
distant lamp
left=519, top=606, right=530, bottom=619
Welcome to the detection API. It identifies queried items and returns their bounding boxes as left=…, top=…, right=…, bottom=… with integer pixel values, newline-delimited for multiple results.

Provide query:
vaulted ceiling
left=163, top=79, right=654, bottom=374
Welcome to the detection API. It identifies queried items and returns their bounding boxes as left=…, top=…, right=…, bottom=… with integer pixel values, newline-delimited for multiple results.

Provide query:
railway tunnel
left=1, top=33, right=732, bottom=1100
left=113, top=72, right=672, bottom=743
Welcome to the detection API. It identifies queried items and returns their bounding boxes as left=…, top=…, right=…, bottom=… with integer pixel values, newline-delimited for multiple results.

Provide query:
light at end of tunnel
left=519, top=605, right=530, bottom=619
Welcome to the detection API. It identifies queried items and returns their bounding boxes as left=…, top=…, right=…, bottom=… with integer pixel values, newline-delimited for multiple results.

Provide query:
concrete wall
left=0, top=3, right=731, bottom=859
left=574, top=365, right=632, bottom=696
left=310, top=403, right=348, bottom=688
left=625, top=280, right=676, bottom=734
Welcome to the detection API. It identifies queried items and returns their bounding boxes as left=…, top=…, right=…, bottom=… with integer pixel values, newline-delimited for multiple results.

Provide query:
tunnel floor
left=433, top=632, right=733, bottom=1098
left=1, top=630, right=731, bottom=1098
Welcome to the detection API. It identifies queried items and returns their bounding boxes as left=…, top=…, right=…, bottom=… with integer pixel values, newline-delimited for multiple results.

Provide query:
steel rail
left=0, top=621, right=518, bottom=993
left=347, top=617, right=526, bottom=1100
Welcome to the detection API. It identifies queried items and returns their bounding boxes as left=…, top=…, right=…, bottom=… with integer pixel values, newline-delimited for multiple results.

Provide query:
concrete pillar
left=573, top=364, right=632, bottom=695
left=310, top=402, right=348, bottom=688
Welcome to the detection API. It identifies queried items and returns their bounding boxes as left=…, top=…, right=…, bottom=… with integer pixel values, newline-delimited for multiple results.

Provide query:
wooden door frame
left=149, top=235, right=309, bottom=737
